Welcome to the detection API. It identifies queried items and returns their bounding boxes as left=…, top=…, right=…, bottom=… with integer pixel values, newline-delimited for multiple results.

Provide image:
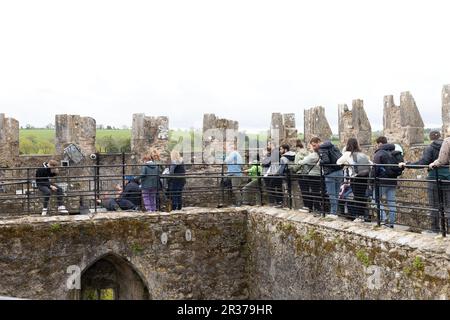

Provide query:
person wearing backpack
left=273, top=143, right=296, bottom=207
left=139, top=149, right=162, bottom=212
left=373, top=136, right=403, bottom=228
left=319, top=140, right=344, bottom=214
left=337, top=138, right=372, bottom=220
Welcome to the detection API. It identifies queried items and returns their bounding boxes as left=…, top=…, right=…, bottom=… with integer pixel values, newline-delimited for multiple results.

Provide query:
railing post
left=221, top=163, right=225, bottom=207
left=157, top=164, right=160, bottom=211
left=287, top=164, right=293, bottom=209
left=435, top=168, right=446, bottom=237
left=26, top=168, right=30, bottom=214
left=257, top=163, right=263, bottom=206
left=374, top=166, right=381, bottom=227
left=122, top=152, right=126, bottom=191
left=320, top=164, right=326, bottom=217
left=93, top=164, right=97, bottom=213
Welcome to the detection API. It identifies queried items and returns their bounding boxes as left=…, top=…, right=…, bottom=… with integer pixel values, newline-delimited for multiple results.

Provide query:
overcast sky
left=1, top=0, right=449, bottom=132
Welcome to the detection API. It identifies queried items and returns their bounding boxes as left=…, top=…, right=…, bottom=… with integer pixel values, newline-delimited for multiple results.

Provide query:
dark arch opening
left=79, top=253, right=150, bottom=300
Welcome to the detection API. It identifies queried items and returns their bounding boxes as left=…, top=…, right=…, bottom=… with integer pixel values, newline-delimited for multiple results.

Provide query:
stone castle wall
left=1, top=207, right=450, bottom=300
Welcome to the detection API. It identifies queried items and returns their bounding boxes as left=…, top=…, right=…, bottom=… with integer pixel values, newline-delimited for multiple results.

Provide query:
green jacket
left=247, top=165, right=262, bottom=181
left=292, top=152, right=320, bottom=176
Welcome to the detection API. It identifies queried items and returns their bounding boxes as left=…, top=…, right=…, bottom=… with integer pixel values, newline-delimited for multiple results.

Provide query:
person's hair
left=309, top=137, right=322, bottom=144
left=295, top=139, right=304, bottom=149
left=281, top=144, right=290, bottom=152
left=142, top=153, right=152, bottom=162
left=429, top=130, right=441, bottom=141
left=48, top=160, right=58, bottom=167
left=376, top=136, right=388, bottom=145
left=171, top=150, right=182, bottom=162
left=346, top=138, right=361, bottom=154
left=150, top=148, right=161, bottom=161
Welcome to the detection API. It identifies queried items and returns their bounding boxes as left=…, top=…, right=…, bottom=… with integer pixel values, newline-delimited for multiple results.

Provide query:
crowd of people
left=222, top=131, right=450, bottom=230
left=34, top=132, right=450, bottom=231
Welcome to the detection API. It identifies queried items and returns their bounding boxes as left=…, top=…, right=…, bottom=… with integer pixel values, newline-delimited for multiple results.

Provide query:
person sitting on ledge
left=35, top=160, right=69, bottom=216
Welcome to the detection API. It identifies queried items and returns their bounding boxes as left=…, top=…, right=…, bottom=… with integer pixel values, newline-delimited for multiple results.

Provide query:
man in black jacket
left=373, top=136, right=399, bottom=228
left=318, top=141, right=343, bottom=214
left=399, top=131, right=447, bottom=232
left=35, top=160, right=68, bottom=216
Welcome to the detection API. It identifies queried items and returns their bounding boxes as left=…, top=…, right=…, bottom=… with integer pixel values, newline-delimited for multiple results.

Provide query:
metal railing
left=0, top=162, right=448, bottom=236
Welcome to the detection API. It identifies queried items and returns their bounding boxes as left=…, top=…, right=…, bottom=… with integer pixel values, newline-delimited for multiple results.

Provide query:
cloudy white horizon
left=1, top=0, right=449, bottom=133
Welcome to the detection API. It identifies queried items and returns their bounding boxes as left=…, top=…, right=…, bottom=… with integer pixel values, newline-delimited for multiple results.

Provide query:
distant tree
left=45, top=123, right=55, bottom=129
left=106, top=125, right=112, bottom=130
left=25, top=124, right=34, bottom=129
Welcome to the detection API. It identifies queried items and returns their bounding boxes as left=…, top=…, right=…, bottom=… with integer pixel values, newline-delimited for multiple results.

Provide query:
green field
left=18, top=128, right=435, bottom=155
left=19, top=129, right=133, bottom=155
left=19, top=129, right=271, bottom=154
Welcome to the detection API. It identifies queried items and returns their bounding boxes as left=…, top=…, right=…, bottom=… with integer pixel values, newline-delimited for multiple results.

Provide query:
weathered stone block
left=442, top=85, right=450, bottom=138
left=269, top=113, right=297, bottom=148
left=131, top=114, right=169, bottom=161
left=0, top=114, right=19, bottom=167
left=383, top=92, right=424, bottom=145
left=202, top=114, right=239, bottom=163
left=304, top=106, right=332, bottom=144
left=55, top=115, right=96, bottom=156
left=338, top=99, right=372, bottom=147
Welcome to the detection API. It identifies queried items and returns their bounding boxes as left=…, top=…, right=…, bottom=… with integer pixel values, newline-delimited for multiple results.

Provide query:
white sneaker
left=58, top=206, right=69, bottom=214
left=41, top=208, right=48, bottom=216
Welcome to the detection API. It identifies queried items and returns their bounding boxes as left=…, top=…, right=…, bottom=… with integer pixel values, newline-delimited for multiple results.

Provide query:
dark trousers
left=268, top=176, right=283, bottom=205
left=298, top=175, right=323, bottom=211
left=169, top=186, right=184, bottom=210
left=104, top=198, right=137, bottom=211
left=427, top=180, right=450, bottom=232
left=349, top=177, right=369, bottom=218
left=38, top=185, right=64, bottom=209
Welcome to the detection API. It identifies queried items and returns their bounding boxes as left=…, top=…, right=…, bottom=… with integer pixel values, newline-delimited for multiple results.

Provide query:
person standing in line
left=167, top=150, right=186, bottom=211
left=224, top=143, right=244, bottom=206
left=318, top=140, right=344, bottom=214
left=139, top=149, right=161, bottom=212
left=337, top=138, right=372, bottom=221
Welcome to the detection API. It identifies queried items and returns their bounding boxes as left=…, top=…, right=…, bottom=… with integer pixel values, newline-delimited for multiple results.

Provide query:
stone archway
left=79, top=253, right=149, bottom=300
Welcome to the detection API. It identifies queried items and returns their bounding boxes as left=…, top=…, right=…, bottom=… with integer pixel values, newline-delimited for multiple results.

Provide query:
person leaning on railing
left=35, top=160, right=69, bottom=216
left=399, top=131, right=449, bottom=232
left=428, top=135, right=450, bottom=230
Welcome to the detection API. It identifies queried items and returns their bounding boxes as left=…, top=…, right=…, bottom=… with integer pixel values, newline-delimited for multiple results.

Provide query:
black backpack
left=329, top=146, right=343, bottom=164
left=383, top=150, right=405, bottom=177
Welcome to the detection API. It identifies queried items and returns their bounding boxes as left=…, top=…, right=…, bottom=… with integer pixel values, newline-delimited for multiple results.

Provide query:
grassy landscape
left=18, top=128, right=436, bottom=155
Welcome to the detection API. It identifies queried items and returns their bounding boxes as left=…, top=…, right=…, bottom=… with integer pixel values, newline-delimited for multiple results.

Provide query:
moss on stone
left=356, top=249, right=371, bottom=267
left=131, top=242, right=144, bottom=255
left=50, top=223, right=61, bottom=233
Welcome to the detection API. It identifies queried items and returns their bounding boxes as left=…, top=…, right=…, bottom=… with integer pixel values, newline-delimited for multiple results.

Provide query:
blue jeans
left=379, top=186, right=397, bottom=226
left=325, top=170, right=344, bottom=214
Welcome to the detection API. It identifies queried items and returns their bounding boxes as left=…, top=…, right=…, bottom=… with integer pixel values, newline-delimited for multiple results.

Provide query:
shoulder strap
left=306, top=158, right=320, bottom=174
left=352, top=153, right=359, bottom=174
